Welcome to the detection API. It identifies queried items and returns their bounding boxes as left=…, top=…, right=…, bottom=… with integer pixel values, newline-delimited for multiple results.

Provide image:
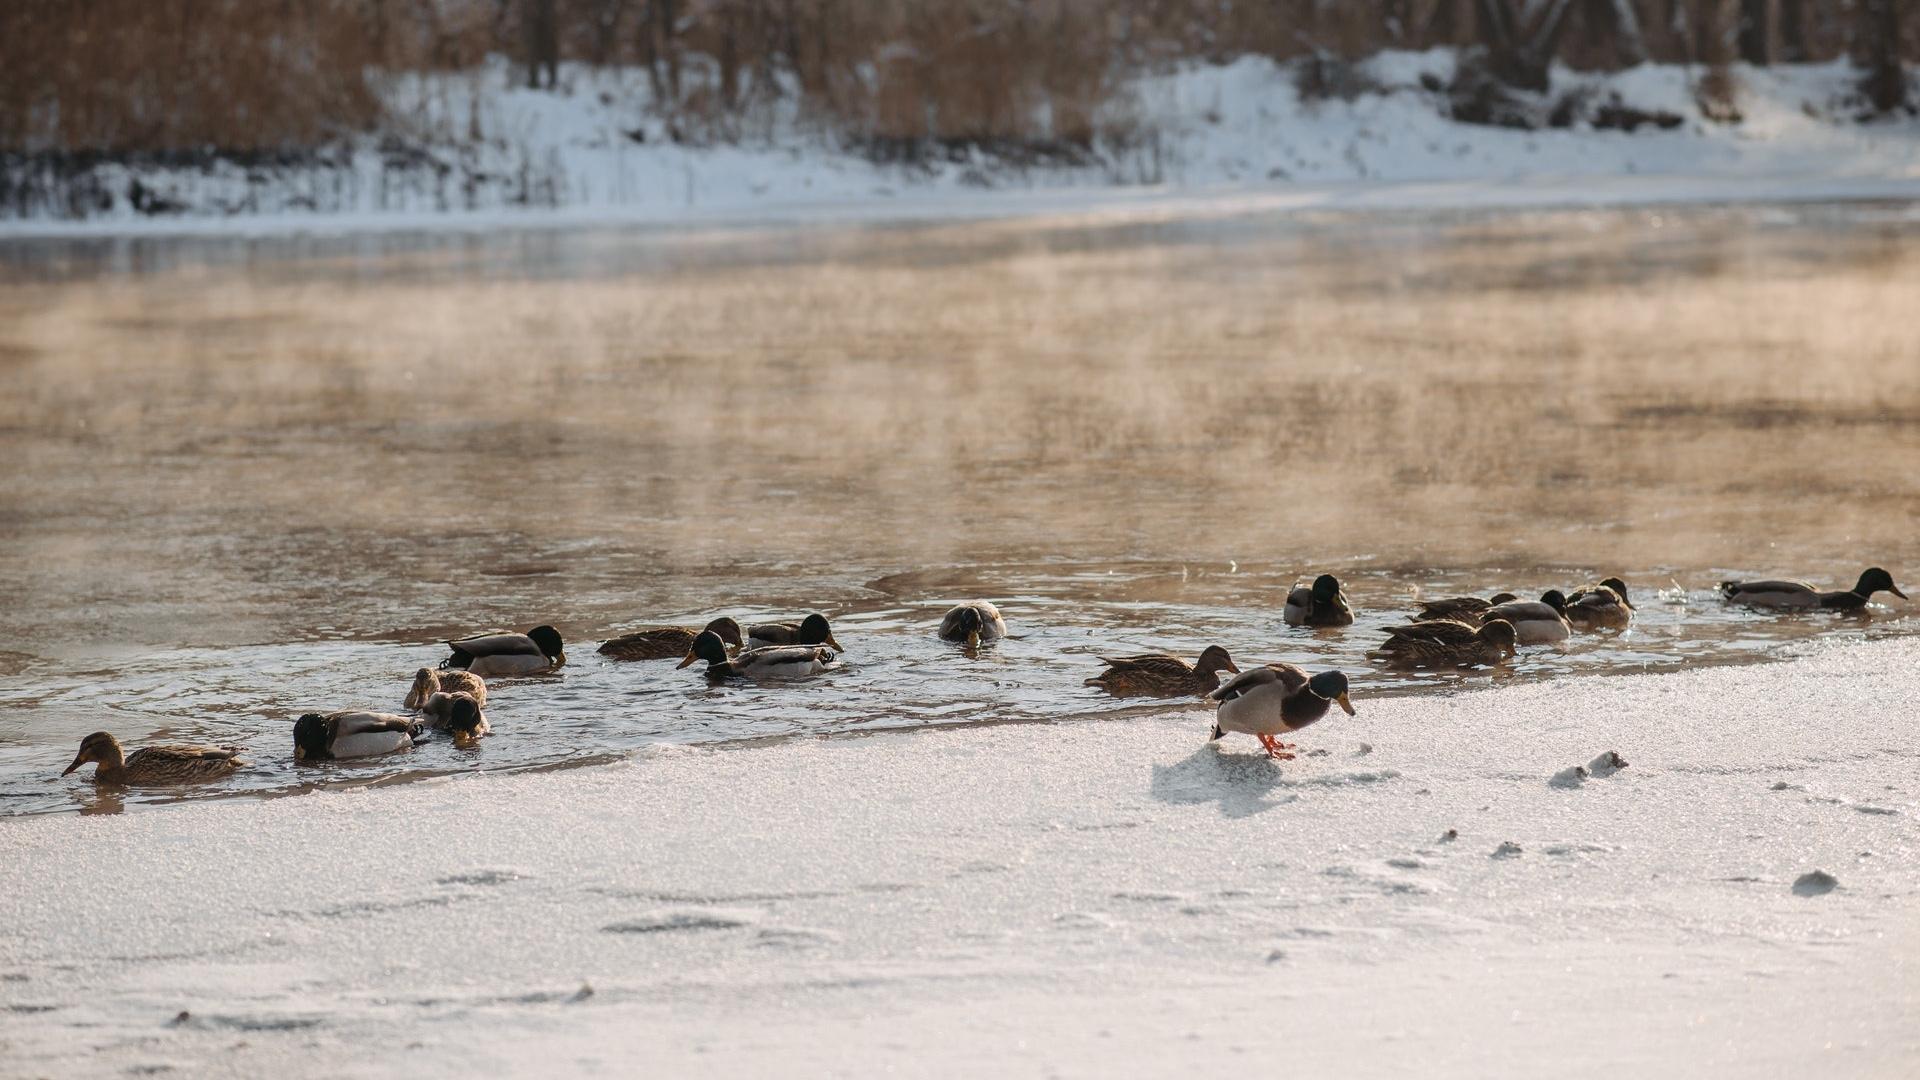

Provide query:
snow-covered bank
left=4, top=639, right=1918, bottom=1077
left=5, top=52, right=1919, bottom=235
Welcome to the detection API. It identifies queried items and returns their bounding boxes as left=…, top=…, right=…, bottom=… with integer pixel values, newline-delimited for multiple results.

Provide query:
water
left=1, top=201, right=1916, bottom=814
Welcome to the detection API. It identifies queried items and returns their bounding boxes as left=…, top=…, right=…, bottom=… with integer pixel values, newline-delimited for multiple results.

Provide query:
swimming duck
left=1484, top=591, right=1572, bottom=643
left=1369, top=619, right=1518, bottom=667
left=1413, top=592, right=1518, bottom=625
left=678, top=629, right=837, bottom=679
left=1086, top=645, right=1239, bottom=698
left=937, top=602, right=1007, bottom=649
left=1283, top=574, right=1355, bottom=627
left=443, top=626, right=565, bottom=676
left=1720, top=567, right=1907, bottom=611
left=746, top=613, right=845, bottom=651
left=293, top=712, right=422, bottom=761
left=598, top=618, right=745, bottom=661
left=62, top=732, right=246, bottom=785
left=419, top=692, right=489, bottom=747
left=1565, top=577, right=1634, bottom=630
left=405, top=667, right=487, bottom=710
left=1207, top=665, right=1355, bottom=760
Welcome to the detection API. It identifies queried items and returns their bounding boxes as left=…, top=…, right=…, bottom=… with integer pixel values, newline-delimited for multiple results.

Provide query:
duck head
left=1489, top=592, right=1518, bottom=605
left=62, top=731, right=124, bottom=776
left=1597, top=577, right=1632, bottom=607
left=677, top=629, right=733, bottom=669
left=447, top=694, right=486, bottom=749
left=406, top=667, right=438, bottom=709
left=1539, top=590, right=1568, bottom=615
left=292, top=714, right=331, bottom=762
left=1478, top=619, right=1519, bottom=658
left=799, top=613, right=844, bottom=652
left=702, top=617, right=746, bottom=651
left=1195, top=645, right=1240, bottom=678
left=1306, top=670, right=1356, bottom=716
left=950, top=606, right=985, bottom=649
left=1311, top=574, right=1344, bottom=605
left=1856, top=567, right=1907, bottom=600
left=528, top=625, right=565, bottom=663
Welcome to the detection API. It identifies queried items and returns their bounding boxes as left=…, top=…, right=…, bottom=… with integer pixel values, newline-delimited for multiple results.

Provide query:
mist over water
left=2, top=201, right=1916, bottom=814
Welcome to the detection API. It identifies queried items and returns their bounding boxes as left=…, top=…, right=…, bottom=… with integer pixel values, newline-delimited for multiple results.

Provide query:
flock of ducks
left=58, top=567, right=1906, bottom=782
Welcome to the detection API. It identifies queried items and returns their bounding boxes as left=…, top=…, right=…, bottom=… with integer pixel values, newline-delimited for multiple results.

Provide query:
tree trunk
left=523, top=0, right=558, bottom=90
left=1858, top=0, right=1909, bottom=113
left=1777, top=0, right=1807, bottom=62
left=1586, top=0, right=1650, bottom=65
left=1738, top=0, right=1774, bottom=65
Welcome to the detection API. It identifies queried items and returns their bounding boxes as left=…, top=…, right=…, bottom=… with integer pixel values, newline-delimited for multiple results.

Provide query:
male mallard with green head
left=599, top=618, right=745, bottom=661
left=1087, top=645, right=1238, bottom=698
left=1283, top=574, right=1355, bottom=628
left=678, top=629, right=838, bottom=680
left=938, top=602, right=1007, bottom=649
left=62, top=732, right=246, bottom=785
left=443, top=626, right=565, bottom=676
left=1720, top=567, right=1907, bottom=611
left=293, top=712, right=422, bottom=761
left=1484, top=591, right=1572, bottom=643
left=1207, top=664, right=1355, bottom=760
left=746, top=613, right=845, bottom=652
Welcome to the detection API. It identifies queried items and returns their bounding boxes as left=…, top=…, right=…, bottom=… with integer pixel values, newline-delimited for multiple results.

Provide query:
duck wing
left=1095, top=654, right=1192, bottom=678
left=746, top=621, right=801, bottom=645
left=1208, top=663, right=1305, bottom=703
left=327, top=711, right=421, bottom=738
left=446, top=632, right=541, bottom=658
left=1382, top=620, right=1480, bottom=646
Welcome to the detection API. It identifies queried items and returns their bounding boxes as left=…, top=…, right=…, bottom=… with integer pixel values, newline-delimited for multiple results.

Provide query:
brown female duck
left=1369, top=619, right=1518, bottom=668
left=1086, top=645, right=1239, bottom=698
left=598, top=617, right=745, bottom=661
left=62, top=732, right=246, bottom=785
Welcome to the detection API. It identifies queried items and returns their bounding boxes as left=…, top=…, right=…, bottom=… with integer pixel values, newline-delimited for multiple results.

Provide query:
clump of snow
left=1549, top=766, right=1590, bottom=789
left=1792, top=870, right=1840, bottom=897
left=1588, top=750, right=1630, bottom=777
left=1492, top=840, right=1527, bottom=857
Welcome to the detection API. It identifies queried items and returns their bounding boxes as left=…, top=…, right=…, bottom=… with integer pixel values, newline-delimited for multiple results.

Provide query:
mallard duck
left=938, top=602, right=1007, bottom=649
left=293, top=712, right=422, bottom=761
left=598, top=617, right=745, bottom=661
left=1369, top=619, right=1518, bottom=667
left=1087, top=645, right=1239, bottom=698
left=677, top=629, right=837, bottom=679
left=1565, top=577, right=1634, bottom=630
left=1207, top=664, right=1355, bottom=760
left=1720, top=567, right=1907, bottom=611
left=1282, top=574, right=1355, bottom=627
left=1413, top=592, right=1517, bottom=624
left=746, top=613, right=844, bottom=651
left=443, top=626, right=565, bottom=676
left=419, top=692, right=489, bottom=747
left=405, top=667, right=487, bottom=710
left=1484, top=591, right=1572, bottom=643
left=62, top=732, right=245, bottom=785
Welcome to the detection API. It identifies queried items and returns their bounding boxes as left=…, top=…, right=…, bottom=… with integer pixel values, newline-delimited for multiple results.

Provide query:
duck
left=1483, top=591, right=1572, bottom=643
left=1086, top=645, right=1239, bottom=698
left=1413, top=591, right=1518, bottom=625
left=937, top=602, right=1007, bottom=649
left=1565, top=577, right=1634, bottom=630
left=746, top=613, right=844, bottom=651
left=677, top=629, right=837, bottom=679
left=443, top=626, right=565, bottom=676
left=598, top=617, right=745, bottom=661
left=1720, top=567, right=1907, bottom=611
left=61, top=732, right=246, bottom=785
left=1282, top=574, right=1355, bottom=627
left=1369, top=618, right=1518, bottom=668
left=293, top=712, right=422, bottom=761
left=418, top=692, right=489, bottom=748
left=404, top=667, right=487, bottom=710
left=1207, top=664, right=1355, bottom=760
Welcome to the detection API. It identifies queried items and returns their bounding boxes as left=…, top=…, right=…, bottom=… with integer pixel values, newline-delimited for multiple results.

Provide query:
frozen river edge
left=3, top=636, right=1917, bottom=1077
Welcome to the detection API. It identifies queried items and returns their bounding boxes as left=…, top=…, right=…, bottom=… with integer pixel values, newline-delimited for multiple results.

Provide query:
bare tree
left=523, top=0, right=558, bottom=89
left=1857, top=0, right=1910, bottom=112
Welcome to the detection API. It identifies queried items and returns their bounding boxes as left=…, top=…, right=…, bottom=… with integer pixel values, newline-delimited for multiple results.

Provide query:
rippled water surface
left=2, top=201, right=1917, bottom=814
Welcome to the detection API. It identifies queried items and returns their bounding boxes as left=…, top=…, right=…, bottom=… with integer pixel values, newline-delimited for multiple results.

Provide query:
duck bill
left=675, top=651, right=698, bottom=669
left=966, top=629, right=981, bottom=650
left=453, top=732, right=480, bottom=749
left=1893, top=585, right=1909, bottom=600
left=1336, top=692, right=1356, bottom=716
left=61, top=754, right=86, bottom=777
left=826, top=634, right=845, bottom=652
left=1224, top=660, right=1241, bottom=674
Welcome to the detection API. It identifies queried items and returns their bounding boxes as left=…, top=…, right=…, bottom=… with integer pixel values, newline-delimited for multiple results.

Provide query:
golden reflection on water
left=0, top=206, right=1916, bottom=656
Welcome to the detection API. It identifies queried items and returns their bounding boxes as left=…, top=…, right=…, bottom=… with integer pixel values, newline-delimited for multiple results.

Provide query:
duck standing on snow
left=1413, top=591, right=1517, bottom=625
left=62, top=732, right=246, bottom=785
left=1565, top=577, right=1634, bottom=630
left=405, top=667, right=487, bottom=710
left=1370, top=619, right=1518, bottom=668
left=938, top=602, right=1007, bottom=649
left=1207, top=664, right=1355, bottom=760
left=1720, top=567, right=1907, bottom=611
left=293, top=712, right=422, bottom=761
left=1484, top=591, right=1572, bottom=643
left=443, top=626, right=565, bottom=676
left=599, top=618, right=745, bottom=661
left=746, top=613, right=845, bottom=652
left=1283, top=574, right=1355, bottom=627
left=1087, top=646, right=1239, bottom=698
left=678, top=629, right=838, bottom=679
left=418, top=692, right=490, bottom=748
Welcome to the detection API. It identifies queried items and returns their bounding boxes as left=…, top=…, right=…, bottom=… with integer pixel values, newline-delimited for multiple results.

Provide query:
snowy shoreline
left=5, top=52, right=1919, bottom=239
left=3, top=636, right=1915, bottom=1076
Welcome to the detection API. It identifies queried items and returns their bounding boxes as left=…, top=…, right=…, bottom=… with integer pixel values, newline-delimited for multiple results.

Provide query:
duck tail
left=442, top=647, right=473, bottom=670
left=1717, top=581, right=1738, bottom=599
left=1209, top=723, right=1225, bottom=742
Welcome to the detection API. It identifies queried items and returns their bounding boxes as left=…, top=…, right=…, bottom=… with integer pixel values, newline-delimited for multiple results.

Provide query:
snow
left=4, top=53, right=1918, bottom=237
left=4, top=636, right=1917, bottom=1077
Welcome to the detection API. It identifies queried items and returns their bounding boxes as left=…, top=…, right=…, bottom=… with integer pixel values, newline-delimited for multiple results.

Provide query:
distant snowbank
left=4, top=636, right=1917, bottom=1076
left=4, top=52, right=1919, bottom=235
